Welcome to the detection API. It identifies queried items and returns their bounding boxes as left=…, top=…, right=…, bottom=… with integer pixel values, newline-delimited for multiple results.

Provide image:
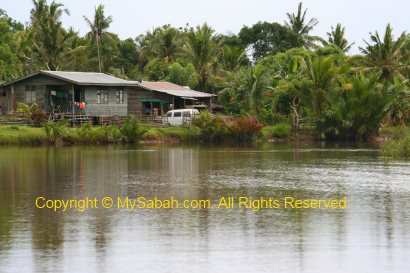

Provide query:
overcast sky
left=1, top=0, right=410, bottom=54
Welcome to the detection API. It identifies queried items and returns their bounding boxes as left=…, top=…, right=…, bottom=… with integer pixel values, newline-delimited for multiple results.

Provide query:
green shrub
left=382, top=136, right=410, bottom=158
left=76, top=123, right=93, bottom=142
left=16, top=103, right=30, bottom=116
left=259, top=109, right=291, bottom=125
left=44, top=120, right=68, bottom=144
left=192, top=111, right=229, bottom=142
left=141, top=128, right=164, bottom=141
left=380, top=126, right=410, bottom=140
left=259, top=123, right=292, bottom=139
left=102, top=125, right=122, bottom=143
left=120, top=116, right=139, bottom=143
left=183, top=126, right=201, bottom=142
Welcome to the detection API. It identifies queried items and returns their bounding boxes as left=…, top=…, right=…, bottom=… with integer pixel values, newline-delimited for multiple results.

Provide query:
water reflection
left=0, top=145, right=409, bottom=273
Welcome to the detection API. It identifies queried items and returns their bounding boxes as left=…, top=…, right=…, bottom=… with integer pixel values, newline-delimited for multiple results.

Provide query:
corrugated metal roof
left=2, top=71, right=215, bottom=99
left=41, top=71, right=140, bottom=86
left=2, top=71, right=140, bottom=87
left=140, top=81, right=215, bottom=98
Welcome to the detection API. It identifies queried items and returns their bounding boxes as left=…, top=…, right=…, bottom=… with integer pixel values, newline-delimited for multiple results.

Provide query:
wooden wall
left=0, top=87, right=6, bottom=114
left=9, top=74, right=67, bottom=111
left=2, top=73, right=212, bottom=116
left=84, top=86, right=128, bottom=116
left=127, top=86, right=174, bottom=116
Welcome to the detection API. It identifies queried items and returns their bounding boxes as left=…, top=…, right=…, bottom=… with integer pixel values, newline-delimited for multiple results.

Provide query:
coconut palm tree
left=139, top=24, right=182, bottom=71
left=326, top=23, right=354, bottom=53
left=30, top=0, right=73, bottom=70
left=300, top=56, right=339, bottom=121
left=31, top=0, right=69, bottom=25
left=220, top=45, right=246, bottom=72
left=184, top=23, right=219, bottom=92
left=285, top=2, right=322, bottom=48
left=152, top=25, right=181, bottom=63
left=220, top=65, right=271, bottom=115
left=83, top=4, right=113, bottom=72
left=358, top=24, right=410, bottom=81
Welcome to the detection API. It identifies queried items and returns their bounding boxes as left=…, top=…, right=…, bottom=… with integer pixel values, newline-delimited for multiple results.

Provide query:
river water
left=0, top=144, right=409, bottom=273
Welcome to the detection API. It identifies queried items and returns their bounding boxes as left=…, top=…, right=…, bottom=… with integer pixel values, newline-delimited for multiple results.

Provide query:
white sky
left=1, top=0, right=410, bottom=54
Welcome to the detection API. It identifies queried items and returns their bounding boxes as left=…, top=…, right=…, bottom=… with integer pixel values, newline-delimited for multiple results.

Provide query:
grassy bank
left=258, top=123, right=292, bottom=140
left=382, top=136, right=410, bottom=158
left=0, top=124, right=202, bottom=145
left=0, top=126, right=47, bottom=145
left=0, top=122, right=408, bottom=147
left=379, top=126, right=410, bottom=140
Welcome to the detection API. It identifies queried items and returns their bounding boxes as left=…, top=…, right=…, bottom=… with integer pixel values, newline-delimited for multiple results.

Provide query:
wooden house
left=0, top=71, right=214, bottom=118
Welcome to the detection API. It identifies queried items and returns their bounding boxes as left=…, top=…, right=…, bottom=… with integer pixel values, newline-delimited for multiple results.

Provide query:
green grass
left=382, top=136, right=410, bottom=158
left=65, top=125, right=123, bottom=144
left=259, top=123, right=292, bottom=140
left=0, top=125, right=47, bottom=145
left=140, top=128, right=165, bottom=141
left=380, top=126, right=410, bottom=140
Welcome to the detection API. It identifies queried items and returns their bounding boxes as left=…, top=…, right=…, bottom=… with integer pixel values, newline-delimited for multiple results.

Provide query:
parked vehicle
left=163, top=109, right=200, bottom=126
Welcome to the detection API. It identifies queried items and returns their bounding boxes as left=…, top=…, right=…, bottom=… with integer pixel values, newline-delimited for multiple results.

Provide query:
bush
left=183, top=126, right=201, bottom=142
left=259, top=123, right=292, bottom=139
left=120, top=116, right=139, bottom=143
left=380, top=126, right=410, bottom=140
left=382, top=136, right=410, bottom=158
left=30, top=105, right=47, bottom=127
left=16, top=103, right=30, bottom=116
left=102, top=125, right=122, bottom=143
left=259, top=108, right=291, bottom=125
left=43, top=120, right=68, bottom=144
left=141, top=129, right=164, bottom=141
left=76, top=123, right=93, bottom=142
left=15, top=103, right=47, bottom=127
left=226, top=115, right=263, bottom=141
left=192, top=111, right=229, bottom=142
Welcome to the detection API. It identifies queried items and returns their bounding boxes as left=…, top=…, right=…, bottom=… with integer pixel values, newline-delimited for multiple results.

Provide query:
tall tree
left=300, top=56, right=339, bottom=121
left=326, top=23, right=354, bottom=53
left=285, top=2, right=322, bottom=48
left=139, top=25, right=182, bottom=66
left=358, top=24, right=410, bottom=81
left=239, top=22, right=302, bottom=62
left=184, top=23, right=219, bottom=92
left=220, top=65, right=271, bottom=115
left=30, top=0, right=74, bottom=70
left=220, top=45, right=246, bottom=72
left=84, top=4, right=113, bottom=72
left=0, top=10, right=21, bottom=82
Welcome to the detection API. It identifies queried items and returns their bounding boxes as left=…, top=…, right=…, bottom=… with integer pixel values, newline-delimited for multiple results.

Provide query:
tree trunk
left=290, top=97, right=301, bottom=137
left=97, top=36, right=102, bottom=73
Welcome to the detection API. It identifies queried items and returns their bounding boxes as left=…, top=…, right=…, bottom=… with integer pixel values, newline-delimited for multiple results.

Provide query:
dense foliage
left=0, top=1, right=409, bottom=140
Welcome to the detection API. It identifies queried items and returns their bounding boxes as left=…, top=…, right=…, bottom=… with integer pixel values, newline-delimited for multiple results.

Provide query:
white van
left=163, top=109, right=200, bottom=126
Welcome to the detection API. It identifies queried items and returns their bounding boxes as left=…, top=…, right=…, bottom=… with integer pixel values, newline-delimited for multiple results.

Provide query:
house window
left=25, top=86, right=36, bottom=104
left=97, top=89, right=108, bottom=104
left=75, top=88, right=85, bottom=103
left=116, top=89, right=124, bottom=104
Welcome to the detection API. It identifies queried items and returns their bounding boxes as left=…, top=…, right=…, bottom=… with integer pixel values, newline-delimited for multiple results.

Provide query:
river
left=0, top=144, right=409, bottom=273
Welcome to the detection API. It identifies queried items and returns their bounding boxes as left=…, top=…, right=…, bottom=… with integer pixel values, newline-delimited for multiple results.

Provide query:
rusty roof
left=139, top=81, right=215, bottom=98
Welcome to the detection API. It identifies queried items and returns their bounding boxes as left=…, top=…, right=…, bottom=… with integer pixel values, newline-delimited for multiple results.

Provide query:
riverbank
left=0, top=124, right=408, bottom=146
